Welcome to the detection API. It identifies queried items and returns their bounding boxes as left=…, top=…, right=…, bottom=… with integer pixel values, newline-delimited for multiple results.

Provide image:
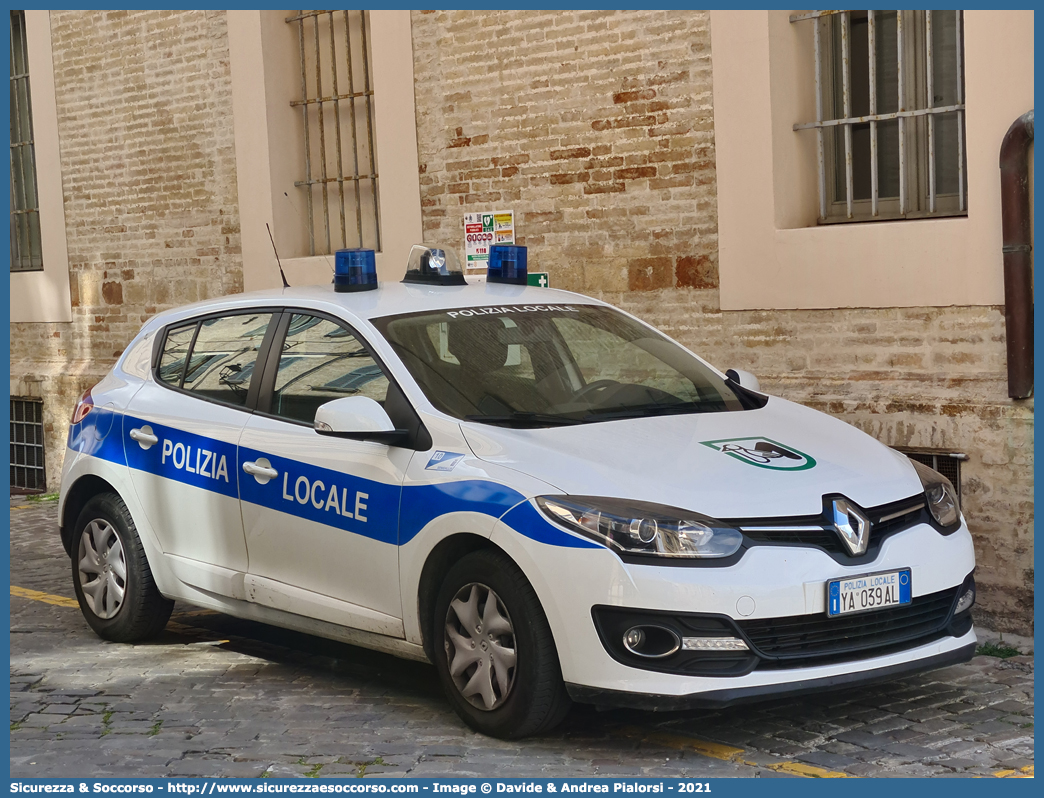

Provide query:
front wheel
left=432, top=548, right=571, bottom=738
left=71, top=493, right=173, bottom=642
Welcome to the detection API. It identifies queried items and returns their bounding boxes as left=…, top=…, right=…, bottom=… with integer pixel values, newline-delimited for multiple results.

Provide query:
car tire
left=71, top=493, right=173, bottom=642
left=432, top=548, right=571, bottom=738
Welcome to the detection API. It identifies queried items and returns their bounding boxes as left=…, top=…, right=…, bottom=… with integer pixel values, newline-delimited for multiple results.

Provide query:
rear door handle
left=129, top=426, right=158, bottom=449
left=243, top=458, right=278, bottom=484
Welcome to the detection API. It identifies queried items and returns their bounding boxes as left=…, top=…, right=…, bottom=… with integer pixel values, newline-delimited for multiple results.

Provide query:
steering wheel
left=570, top=379, right=621, bottom=404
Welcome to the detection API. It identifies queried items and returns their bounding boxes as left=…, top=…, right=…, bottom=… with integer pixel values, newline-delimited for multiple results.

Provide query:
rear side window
left=157, top=322, right=196, bottom=387
left=157, top=313, right=274, bottom=408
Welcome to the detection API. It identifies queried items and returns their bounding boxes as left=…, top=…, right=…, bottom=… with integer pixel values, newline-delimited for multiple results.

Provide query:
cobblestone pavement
left=10, top=498, right=1034, bottom=779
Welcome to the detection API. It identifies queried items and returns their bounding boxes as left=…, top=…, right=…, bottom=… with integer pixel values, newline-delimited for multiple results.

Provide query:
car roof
left=143, top=280, right=608, bottom=331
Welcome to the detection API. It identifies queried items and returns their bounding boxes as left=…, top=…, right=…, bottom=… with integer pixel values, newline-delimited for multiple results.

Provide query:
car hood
left=460, top=397, right=922, bottom=519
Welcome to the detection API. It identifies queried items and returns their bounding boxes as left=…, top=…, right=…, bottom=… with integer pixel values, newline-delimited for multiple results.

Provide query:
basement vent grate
left=895, top=447, right=963, bottom=503
left=11, top=397, right=45, bottom=493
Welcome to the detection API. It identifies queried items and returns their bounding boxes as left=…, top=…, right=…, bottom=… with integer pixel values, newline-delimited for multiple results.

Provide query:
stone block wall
left=9, top=9, right=243, bottom=487
left=610, top=290, right=1033, bottom=633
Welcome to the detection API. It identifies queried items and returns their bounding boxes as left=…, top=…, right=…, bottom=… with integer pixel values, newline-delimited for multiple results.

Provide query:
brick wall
left=412, top=9, right=718, bottom=293
left=412, top=10, right=1033, bottom=633
left=8, top=9, right=1032, bottom=632
left=9, top=9, right=243, bottom=488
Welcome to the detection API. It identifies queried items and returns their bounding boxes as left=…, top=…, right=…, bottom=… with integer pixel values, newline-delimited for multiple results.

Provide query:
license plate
left=827, top=568, right=911, bottom=617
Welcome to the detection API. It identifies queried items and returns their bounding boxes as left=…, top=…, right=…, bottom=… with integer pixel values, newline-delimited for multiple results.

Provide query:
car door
left=123, top=310, right=278, bottom=597
left=237, top=310, right=412, bottom=637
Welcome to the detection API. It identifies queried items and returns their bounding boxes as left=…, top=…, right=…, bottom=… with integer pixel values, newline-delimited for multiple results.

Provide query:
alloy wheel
left=77, top=518, right=127, bottom=619
left=443, top=582, right=517, bottom=710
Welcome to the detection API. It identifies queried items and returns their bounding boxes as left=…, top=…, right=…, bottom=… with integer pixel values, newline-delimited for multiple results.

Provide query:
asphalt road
left=9, top=497, right=1034, bottom=779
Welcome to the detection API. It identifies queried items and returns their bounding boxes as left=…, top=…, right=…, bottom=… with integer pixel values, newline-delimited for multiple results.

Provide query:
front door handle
left=129, top=426, right=158, bottom=449
left=243, top=458, right=278, bottom=484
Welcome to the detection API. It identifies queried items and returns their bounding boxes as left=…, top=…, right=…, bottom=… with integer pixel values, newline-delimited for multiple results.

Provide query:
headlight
left=909, top=458, right=960, bottom=527
left=536, top=496, right=743, bottom=558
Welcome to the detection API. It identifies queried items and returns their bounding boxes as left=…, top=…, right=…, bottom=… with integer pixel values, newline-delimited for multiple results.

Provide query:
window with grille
left=287, top=10, right=381, bottom=256
left=792, top=10, right=967, bottom=223
left=10, top=9, right=44, bottom=272
left=895, top=447, right=964, bottom=502
left=11, top=397, right=45, bottom=493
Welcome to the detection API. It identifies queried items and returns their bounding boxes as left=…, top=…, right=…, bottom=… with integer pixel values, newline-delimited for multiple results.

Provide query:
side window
left=157, top=322, right=197, bottom=387
left=271, top=314, right=391, bottom=425
left=176, top=313, right=273, bottom=407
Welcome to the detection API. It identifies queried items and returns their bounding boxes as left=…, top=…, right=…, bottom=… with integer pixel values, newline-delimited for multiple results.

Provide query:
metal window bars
left=791, top=10, right=966, bottom=222
left=10, top=10, right=44, bottom=272
left=10, top=398, right=46, bottom=493
left=287, top=10, right=381, bottom=255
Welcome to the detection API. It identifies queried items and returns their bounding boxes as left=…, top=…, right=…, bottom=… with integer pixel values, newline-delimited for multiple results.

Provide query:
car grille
left=739, top=584, right=962, bottom=669
left=591, top=577, right=972, bottom=677
left=734, top=494, right=927, bottom=557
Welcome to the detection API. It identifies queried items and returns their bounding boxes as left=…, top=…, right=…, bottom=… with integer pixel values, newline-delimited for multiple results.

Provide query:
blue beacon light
left=333, top=248, right=378, bottom=292
left=487, top=244, right=528, bottom=285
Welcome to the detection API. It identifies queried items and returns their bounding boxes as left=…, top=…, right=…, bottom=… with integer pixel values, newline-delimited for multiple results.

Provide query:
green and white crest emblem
left=700, top=436, right=816, bottom=471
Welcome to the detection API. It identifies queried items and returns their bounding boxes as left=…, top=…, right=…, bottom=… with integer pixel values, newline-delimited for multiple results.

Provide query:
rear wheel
left=432, top=548, right=571, bottom=738
left=71, top=493, right=173, bottom=642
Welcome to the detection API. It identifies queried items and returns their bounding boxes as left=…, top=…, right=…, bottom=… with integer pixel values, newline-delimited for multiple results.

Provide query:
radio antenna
left=266, top=223, right=290, bottom=288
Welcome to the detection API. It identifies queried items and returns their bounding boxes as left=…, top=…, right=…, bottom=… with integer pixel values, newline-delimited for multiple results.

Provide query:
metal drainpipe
left=1000, top=109, right=1034, bottom=399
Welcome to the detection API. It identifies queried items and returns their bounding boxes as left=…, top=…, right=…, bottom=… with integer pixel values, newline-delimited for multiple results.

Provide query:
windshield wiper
left=463, top=412, right=586, bottom=428
left=582, top=401, right=721, bottom=422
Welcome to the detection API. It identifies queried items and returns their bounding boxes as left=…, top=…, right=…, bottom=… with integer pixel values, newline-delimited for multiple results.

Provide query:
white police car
left=59, top=244, right=976, bottom=739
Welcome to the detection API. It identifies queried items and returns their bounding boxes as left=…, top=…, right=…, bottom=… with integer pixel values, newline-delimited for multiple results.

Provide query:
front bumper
left=492, top=511, right=977, bottom=699
left=566, top=640, right=976, bottom=710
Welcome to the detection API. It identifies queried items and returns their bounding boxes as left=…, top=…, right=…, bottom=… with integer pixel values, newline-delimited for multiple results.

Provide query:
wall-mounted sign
left=527, top=272, right=550, bottom=288
left=464, top=210, right=514, bottom=275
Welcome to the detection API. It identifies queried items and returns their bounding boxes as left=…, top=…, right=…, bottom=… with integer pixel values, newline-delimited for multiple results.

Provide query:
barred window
left=792, top=10, right=967, bottom=223
left=287, top=10, right=381, bottom=256
left=10, top=9, right=43, bottom=272
left=11, top=397, right=45, bottom=493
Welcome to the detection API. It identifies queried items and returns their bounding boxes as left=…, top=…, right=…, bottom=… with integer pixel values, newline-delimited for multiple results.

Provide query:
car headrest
left=446, top=318, right=510, bottom=371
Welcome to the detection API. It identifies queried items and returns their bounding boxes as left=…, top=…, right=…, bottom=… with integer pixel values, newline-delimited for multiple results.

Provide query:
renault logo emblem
left=832, top=498, right=871, bottom=556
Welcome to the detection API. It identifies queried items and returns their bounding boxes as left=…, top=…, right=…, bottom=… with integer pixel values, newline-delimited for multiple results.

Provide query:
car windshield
left=372, top=304, right=751, bottom=427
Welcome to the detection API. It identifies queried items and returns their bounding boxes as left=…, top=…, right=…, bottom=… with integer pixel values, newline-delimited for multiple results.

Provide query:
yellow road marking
left=621, top=727, right=851, bottom=778
left=767, top=762, right=849, bottom=778
left=11, top=586, right=79, bottom=608
left=13, top=586, right=231, bottom=645
left=10, top=587, right=1030, bottom=779
left=994, top=765, right=1034, bottom=778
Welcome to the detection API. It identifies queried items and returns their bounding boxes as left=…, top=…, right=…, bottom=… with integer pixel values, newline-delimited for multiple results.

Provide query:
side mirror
left=314, top=396, right=407, bottom=445
left=725, top=368, right=761, bottom=393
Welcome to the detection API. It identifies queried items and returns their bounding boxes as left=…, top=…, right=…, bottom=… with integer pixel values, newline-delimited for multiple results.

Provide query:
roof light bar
left=333, top=248, right=378, bottom=293
left=402, top=244, right=466, bottom=286
left=487, top=244, right=528, bottom=285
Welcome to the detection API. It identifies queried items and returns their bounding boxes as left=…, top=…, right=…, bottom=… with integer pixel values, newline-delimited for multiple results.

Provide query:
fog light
left=622, top=625, right=680, bottom=658
left=954, top=588, right=975, bottom=615
left=681, top=636, right=749, bottom=651
left=623, top=628, right=645, bottom=650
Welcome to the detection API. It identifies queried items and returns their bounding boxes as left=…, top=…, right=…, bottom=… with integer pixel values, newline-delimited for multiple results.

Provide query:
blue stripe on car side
left=122, top=416, right=240, bottom=499
left=499, top=500, right=603, bottom=549
left=238, top=444, right=401, bottom=546
left=399, top=480, right=526, bottom=545
left=68, top=407, right=126, bottom=465
left=75, top=410, right=601, bottom=550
